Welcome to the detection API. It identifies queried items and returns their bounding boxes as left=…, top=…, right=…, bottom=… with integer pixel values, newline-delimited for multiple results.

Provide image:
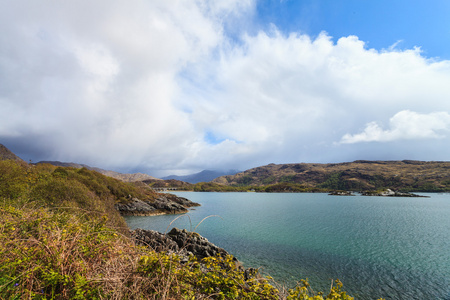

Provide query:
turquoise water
left=125, top=192, right=450, bottom=300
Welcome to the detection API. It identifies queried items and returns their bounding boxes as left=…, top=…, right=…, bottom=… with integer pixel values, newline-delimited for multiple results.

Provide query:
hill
left=0, top=144, right=24, bottom=162
left=162, top=169, right=240, bottom=183
left=212, top=160, right=450, bottom=192
left=36, top=160, right=160, bottom=182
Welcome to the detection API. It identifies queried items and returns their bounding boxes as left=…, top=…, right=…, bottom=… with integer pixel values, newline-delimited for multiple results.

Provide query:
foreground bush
left=0, top=201, right=277, bottom=299
left=0, top=202, right=357, bottom=299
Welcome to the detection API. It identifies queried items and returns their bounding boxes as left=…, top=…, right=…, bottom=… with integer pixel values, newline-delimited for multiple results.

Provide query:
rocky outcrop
left=328, top=191, right=355, bottom=196
left=131, top=227, right=231, bottom=261
left=131, top=227, right=261, bottom=280
left=167, top=228, right=229, bottom=260
left=115, top=194, right=200, bottom=216
left=115, top=198, right=158, bottom=215
left=360, top=189, right=429, bottom=197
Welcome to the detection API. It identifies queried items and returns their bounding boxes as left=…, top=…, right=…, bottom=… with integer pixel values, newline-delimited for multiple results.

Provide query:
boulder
left=131, top=227, right=231, bottom=261
left=115, top=198, right=157, bottom=215
left=115, top=194, right=200, bottom=216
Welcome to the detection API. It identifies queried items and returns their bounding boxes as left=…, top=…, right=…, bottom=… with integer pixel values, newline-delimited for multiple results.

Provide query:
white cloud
left=340, top=110, right=450, bottom=144
left=186, top=31, right=450, bottom=168
left=0, top=0, right=252, bottom=173
left=1, top=1, right=450, bottom=175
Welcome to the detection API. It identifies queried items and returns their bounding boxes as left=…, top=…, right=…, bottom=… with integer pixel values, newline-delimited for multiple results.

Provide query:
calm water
left=125, top=192, right=450, bottom=300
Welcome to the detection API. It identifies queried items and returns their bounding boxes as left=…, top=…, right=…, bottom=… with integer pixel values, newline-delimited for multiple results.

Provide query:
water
left=125, top=192, right=450, bottom=300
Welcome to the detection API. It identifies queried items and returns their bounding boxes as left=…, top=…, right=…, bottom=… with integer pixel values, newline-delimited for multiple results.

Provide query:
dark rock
left=131, top=228, right=179, bottom=252
left=131, top=227, right=231, bottom=262
left=163, top=194, right=200, bottom=207
left=132, top=227, right=262, bottom=280
left=115, top=198, right=157, bottom=215
left=167, top=228, right=229, bottom=260
left=115, top=193, right=200, bottom=216
left=328, top=191, right=355, bottom=196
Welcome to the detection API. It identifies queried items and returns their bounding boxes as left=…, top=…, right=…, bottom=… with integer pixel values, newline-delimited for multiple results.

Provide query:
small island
left=360, top=189, right=429, bottom=197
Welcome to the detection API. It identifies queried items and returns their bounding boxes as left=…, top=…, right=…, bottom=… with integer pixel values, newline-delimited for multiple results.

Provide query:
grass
left=0, top=201, right=282, bottom=299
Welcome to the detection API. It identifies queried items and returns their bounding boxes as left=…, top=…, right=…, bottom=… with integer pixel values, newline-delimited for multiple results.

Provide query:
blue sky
left=255, top=0, right=450, bottom=59
left=1, top=0, right=450, bottom=176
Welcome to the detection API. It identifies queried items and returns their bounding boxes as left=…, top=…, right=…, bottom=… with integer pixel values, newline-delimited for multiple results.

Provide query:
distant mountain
left=212, top=160, right=450, bottom=192
left=36, top=161, right=160, bottom=182
left=0, top=144, right=24, bottom=162
left=162, top=169, right=240, bottom=184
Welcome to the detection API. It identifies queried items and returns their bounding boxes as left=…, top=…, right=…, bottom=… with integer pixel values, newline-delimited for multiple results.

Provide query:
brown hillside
left=36, top=160, right=159, bottom=182
left=212, top=160, right=450, bottom=192
left=0, top=144, right=24, bottom=162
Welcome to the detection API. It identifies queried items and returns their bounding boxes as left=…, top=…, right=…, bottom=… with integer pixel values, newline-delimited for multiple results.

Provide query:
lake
left=124, top=192, right=450, bottom=300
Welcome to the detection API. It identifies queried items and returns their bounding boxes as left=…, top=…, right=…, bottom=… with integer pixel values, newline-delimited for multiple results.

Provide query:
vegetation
left=211, top=161, right=450, bottom=192
left=145, top=180, right=328, bottom=193
left=1, top=159, right=381, bottom=299
left=145, top=161, right=450, bottom=193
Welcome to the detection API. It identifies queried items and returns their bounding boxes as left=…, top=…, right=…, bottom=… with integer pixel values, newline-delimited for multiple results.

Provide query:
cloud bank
left=340, top=110, right=450, bottom=143
left=1, top=1, right=450, bottom=176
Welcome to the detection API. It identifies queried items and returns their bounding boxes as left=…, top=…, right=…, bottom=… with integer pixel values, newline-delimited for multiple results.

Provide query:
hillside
left=212, top=160, right=450, bottom=192
left=36, top=160, right=160, bottom=182
left=0, top=144, right=24, bottom=162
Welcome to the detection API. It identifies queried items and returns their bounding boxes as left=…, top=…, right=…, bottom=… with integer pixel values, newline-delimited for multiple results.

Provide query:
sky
left=1, top=0, right=450, bottom=177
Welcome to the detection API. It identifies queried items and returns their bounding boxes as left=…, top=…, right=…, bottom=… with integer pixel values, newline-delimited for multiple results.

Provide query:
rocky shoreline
left=119, top=194, right=257, bottom=276
left=131, top=227, right=258, bottom=280
left=115, top=193, right=200, bottom=216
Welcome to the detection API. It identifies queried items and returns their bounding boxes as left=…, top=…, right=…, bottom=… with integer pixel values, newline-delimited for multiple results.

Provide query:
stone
left=131, top=227, right=231, bottom=261
left=115, top=193, right=200, bottom=216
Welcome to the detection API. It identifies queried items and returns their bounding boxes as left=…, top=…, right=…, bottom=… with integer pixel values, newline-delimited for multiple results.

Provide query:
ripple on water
left=125, top=192, right=450, bottom=300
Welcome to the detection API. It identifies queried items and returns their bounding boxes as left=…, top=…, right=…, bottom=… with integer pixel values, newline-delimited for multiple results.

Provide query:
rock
left=131, top=228, right=179, bottom=252
left=328, top=191, right=355, bottom=196
left=115, top=193, right=200, bottom=216
left=167, top=228, right=229, bottom=260
left=162, top=194, right=200, bottom=207
left=131, top=227, right=231, bottom=262
left=115, top=198, right=157, bottom=215
left=131, top=227, right=262, bottom=281
left=381, top=189, right=396, bottom=196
